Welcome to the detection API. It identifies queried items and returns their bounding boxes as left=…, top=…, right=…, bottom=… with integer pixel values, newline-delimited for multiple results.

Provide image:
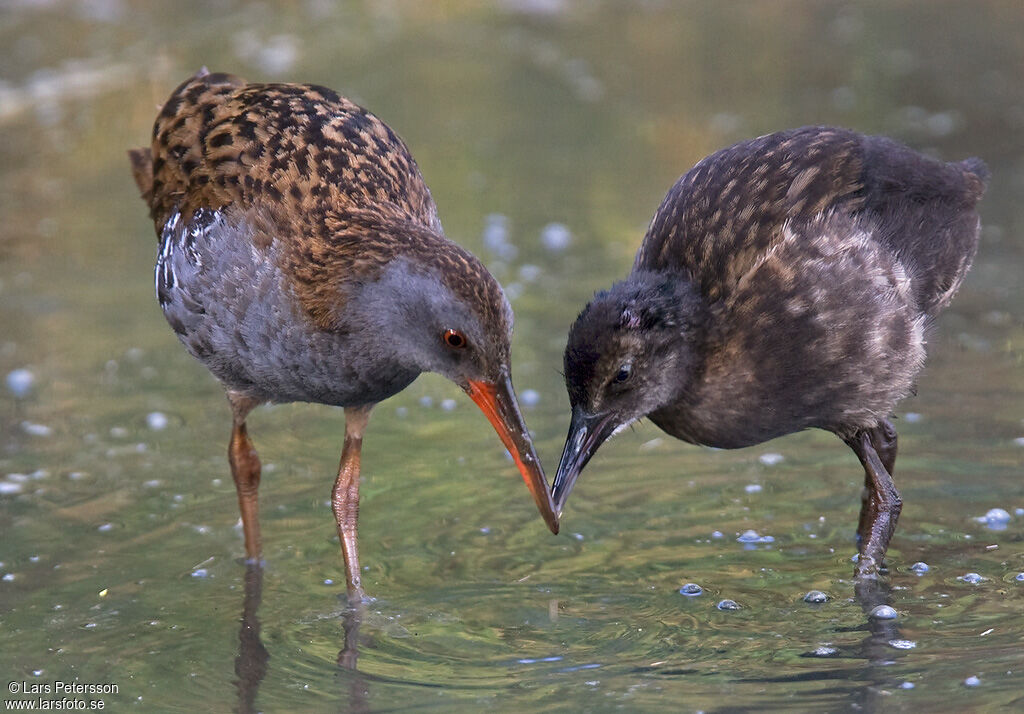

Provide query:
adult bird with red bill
left=129, top=69, right=558, bottom=600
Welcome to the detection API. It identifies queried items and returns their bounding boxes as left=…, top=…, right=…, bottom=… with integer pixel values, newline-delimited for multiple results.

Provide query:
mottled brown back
left=129, top=71, right=506, bottom=334
left=137, top=70, right=439, bottom=233
left=636, top=126, right=987, bottom=315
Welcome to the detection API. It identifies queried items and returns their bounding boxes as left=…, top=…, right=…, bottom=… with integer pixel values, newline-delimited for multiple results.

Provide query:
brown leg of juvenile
left=856, top=419, right=898, bottom=544
left=846, top=422, right=902, bottom=579
left=228, top=392, right=264, bottom=563
left=333, top=405, right=374, bottom=601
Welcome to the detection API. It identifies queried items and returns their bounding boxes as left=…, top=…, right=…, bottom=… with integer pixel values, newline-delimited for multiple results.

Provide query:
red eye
left=443, top=329, right=467, bottom=349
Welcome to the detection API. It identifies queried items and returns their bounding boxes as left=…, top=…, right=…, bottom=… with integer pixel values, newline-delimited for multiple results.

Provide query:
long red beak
left=464, top=376, right=559, bottom=534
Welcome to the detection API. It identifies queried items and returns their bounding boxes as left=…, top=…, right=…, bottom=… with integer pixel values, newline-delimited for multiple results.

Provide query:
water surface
left=2, top=2, right=1023, bottom=711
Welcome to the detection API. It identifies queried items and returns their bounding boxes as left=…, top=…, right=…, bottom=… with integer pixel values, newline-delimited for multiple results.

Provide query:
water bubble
left=737, top=529, right=773, bottom=544
left=418, top=396, right=434, bottom=408
left=904, top=412, right=922, bottom=423
left=483, top=214, right=517, bottom=260
left=5, top=368, right=35, bottom=398
left=910, top=561, right=930, bottom=574
left=803, top=590, right=828, bottom=603
left=520, top=389, right=540, bottom=408
left=3, top=573, right=15, bottom=582
left=716, top=599, right=740, bottom=610
left=899, top=681, right=915, bottom=689
left=323, top=579, right=334, bottom=585
left=958, top=572, right=985, bottom=584
left=257, top=35, right=299, bottom=75
left=964, top=675, right=981, bottom=687
left=889, top=639, right=916, bottom=650
left=518, top=264, right=542, bottom=282
left=744, top=484, right=763, bottom=493
left=0, top=481, right=23, bottom=495
left=975, top=508, right=1011, bottom=529
left=21, top=422, right=52, bottom=437
left=517, top=656, right=563, bottom=665
left=926, top=111, right=959, bottom=137
left=758, top=452, right=784, bottom=466
left=1013, top=437, right=1024, bottom=447
left=146, top=412, right=169, bottom=430
left=812, top=645, right=837, bottom=656
left=1014, top=573, right=1024, bottom=582
left=678, top=583, right=703, bottom=597
left=191, top=569, right=209, bottom=578
left=711, top=530, right=724, bottom=539
left=440, top=399, right=457, bottom=411
left=97, top=523, right=113, bottom=533
left=869, top=604, right=898, bottom=620
left=540, top=222, right=572, bottom=252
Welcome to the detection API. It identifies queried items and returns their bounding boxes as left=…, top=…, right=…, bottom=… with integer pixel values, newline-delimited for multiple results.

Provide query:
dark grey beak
left=552, top=406, right=618, bottom=515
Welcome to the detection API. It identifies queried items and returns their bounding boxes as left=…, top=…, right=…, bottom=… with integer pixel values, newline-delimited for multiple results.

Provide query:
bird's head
left=554, top=272, right=707, bottom=514
left=352, top=239, right=559, bottom=534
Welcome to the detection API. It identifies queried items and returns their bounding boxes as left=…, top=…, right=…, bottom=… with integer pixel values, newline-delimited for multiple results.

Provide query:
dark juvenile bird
left=554, top=126, right=987, bottom=578
left=129, top=69, right=559, bottom=599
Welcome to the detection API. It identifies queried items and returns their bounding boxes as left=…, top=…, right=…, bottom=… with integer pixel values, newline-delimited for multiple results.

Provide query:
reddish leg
left=228, top=392, right=264, bottom=563
left=333, top=405, right=373, bottom=601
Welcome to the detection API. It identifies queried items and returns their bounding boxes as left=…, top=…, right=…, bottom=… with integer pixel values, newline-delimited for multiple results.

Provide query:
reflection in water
left=338, top=601, right=370, bottom=714
left=232, top=566, right=371, bottom=713
left=742, top=576, right=905, bottom=709
left=234, top=564, right=269, bottom=714
left=852, top=577, right=902, bottom=663
left=845, top=578, right=906, bottom=711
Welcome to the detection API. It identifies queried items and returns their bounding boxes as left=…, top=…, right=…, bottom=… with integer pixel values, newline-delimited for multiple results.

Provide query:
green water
left=2, top=2, right=1023, bottom=711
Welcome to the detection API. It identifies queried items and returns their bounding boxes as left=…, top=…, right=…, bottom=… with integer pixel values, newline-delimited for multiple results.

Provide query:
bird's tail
left=960, top=157, right=990, bottom=201
left=128, top=147, right=154, bottom=207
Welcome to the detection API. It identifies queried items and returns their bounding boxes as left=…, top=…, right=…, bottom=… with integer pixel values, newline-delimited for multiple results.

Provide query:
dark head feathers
left=575, top=272, right=706, bottom=335
left=564, top=273, right=707, bottom=405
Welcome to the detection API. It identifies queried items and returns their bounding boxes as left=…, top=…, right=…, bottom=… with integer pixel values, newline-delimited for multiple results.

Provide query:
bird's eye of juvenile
left=613, top=363, right=632, bottom=384
left=442, top=329, right=468, bottom=350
